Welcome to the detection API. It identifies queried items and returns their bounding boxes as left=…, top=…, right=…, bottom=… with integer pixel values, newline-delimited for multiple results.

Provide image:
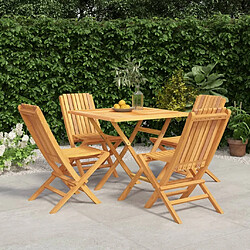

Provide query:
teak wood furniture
left=150, top=95, right=226, bottom=182
left=59, top=93, right=122, bottom=177
left=18, top=104, right=109, bottom=214
left=69, top=107, right=188, bottom=190
left=119, top=107, right=231, bottom=224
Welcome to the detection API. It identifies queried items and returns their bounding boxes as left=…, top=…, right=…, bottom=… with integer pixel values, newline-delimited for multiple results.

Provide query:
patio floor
left=0, top=156, right=249, bottom=249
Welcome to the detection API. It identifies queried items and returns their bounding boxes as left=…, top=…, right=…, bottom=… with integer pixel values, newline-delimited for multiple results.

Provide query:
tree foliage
left=89, top=0, right=249, bottom=20
left=0, top=0, right=249, bottom=19
left=0, top=0, right=78, bottom=18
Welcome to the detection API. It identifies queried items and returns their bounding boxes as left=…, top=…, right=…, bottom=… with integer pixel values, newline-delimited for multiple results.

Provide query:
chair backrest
left=18, top=104, right=78, bottom=179
left=162, top=107, right=231, bottom=183
left=192, top=95, right=226, bottom=111
left=59, top=93, right=99, bottom=146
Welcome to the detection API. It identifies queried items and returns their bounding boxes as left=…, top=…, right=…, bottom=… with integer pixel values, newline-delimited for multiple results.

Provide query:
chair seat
left=142, top=149, right=175, bottom=162
left=150, top=136, right=180, bottom=147
left=73, top=133, right=121, bottom=144
left=62, top=146, right=102, bottom=159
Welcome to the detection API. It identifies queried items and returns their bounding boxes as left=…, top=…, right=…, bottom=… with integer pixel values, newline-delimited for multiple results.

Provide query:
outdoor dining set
left=18, top=94, right=231, bottom=224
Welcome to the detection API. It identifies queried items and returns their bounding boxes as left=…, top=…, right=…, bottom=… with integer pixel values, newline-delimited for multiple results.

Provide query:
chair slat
left=75, top=94, right=88, bottom=134
left=60, top=95, right=76, bottom=146
left=19, top=105, right=69, bottom=171
left=83, top=93, right=96, bottom=133
left=195, top=108, right=226, bottom=164
left=88, top=94, right=101, bottom=128
left=178, top=109, right=203, bottom=166
left=185, top=108, right=215, bottom=170
left=200, top=110, right=226, bottom=161
left=77, top=93, right=91, bottom=134
left=179, top=109, right=228, bottom=173
left=67, top=94, right=80, bottom=135
left=71, top=94, right=84, bottom=135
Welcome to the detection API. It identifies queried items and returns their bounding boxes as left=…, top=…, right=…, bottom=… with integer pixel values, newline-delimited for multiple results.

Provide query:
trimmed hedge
left=0, top=15, right=249, bottom=142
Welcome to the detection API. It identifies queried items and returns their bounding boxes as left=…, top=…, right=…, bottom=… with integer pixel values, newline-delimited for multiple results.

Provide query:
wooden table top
left=69, top=107, right=188, bottom=122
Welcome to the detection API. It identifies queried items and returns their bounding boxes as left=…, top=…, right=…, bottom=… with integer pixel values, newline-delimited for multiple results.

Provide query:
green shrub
left=156, top=69, right=197, bottom=111
left=0, top=123, right=36, bottom=172
left=0, top=15, right=249, bottom=142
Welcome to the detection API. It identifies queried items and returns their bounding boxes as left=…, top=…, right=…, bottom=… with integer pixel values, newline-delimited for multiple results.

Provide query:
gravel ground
left=0, top=144, right=249, bottom=177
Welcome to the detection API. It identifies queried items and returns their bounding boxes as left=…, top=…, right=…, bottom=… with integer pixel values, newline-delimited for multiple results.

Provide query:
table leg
left=89, top=118, right=142, bottom=190
left=111, top=122, right=144, bottom=169
left=150, top=118, right=171, bottom=152
left=118, top=118, right=172, bottom=200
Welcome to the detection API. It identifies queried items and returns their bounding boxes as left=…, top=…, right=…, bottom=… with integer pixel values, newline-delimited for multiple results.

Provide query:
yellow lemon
left=120, top=104, right=128, bottom=109
left=118, top=100, right=126, bottom=106
left=113, top=104, right=120, bottom=109
left=125, top=104, right=130, bottom=109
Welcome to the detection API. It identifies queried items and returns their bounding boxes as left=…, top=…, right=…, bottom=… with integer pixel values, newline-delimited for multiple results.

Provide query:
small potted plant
left=227, top=102, right=249, bottom=156
left=114, top=57, right=147, bottom=109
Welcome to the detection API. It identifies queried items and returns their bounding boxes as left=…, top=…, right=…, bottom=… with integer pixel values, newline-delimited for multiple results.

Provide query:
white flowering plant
left=0, top=123, right=36, bottom=172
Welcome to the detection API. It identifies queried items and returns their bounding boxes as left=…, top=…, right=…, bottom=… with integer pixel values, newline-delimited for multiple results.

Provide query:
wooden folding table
left=69, top=107, right=188, bottom=190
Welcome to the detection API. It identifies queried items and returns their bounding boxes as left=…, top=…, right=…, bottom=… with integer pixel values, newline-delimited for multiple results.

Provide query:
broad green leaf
left=203, top=79, right=225, bottom=89
left=194, top=74, right=205, bottom=83
left=192, top=66, right=203, bottom=76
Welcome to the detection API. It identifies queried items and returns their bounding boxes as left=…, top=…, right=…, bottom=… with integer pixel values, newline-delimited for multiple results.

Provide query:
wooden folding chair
left=150, top=95, right=226, bottom=182
left=59, top=93, right=122, bottom=178
left=18, top=104, right=109, bottom=214
left=119, top=107, right=231, bottom=224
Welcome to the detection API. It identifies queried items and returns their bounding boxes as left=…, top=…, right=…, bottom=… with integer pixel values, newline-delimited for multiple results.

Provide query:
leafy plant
left=0, top=15, right=249, bottom=143
left=156, top=69, right=197, bottom=111
left=184, top=63, right=228, bottom=101
left=227, top=102, right=250, bottom=143
left=0, top=0, right=249, bottom=20
left=0, top=123, right=37, bottom=172
left=114, top=58, right=147, bottom=89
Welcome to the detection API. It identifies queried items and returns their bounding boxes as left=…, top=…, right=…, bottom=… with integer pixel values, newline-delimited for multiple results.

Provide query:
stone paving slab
left=0, top=157, right=250, bottom=249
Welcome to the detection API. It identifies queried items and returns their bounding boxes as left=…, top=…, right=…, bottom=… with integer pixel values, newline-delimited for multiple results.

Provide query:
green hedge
left=0, top=15, right=249, bottom=142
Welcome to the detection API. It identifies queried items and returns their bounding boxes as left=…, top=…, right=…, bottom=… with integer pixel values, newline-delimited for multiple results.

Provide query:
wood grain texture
left=18, top=104, right=110, bottom=214
left=150, top=95, right=226, bottom=182
left=119, top=107, right=231, bottom=224
left=69, top=107, right=188, bottom=122
left=70, top=107, right=187, bottom=190
left=59, top=93, right=122, bottom=178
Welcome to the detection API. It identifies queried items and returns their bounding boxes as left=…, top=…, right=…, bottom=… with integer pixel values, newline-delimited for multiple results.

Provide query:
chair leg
left=50, top=168, right=103, bottom=214
left=76, top=159, right=85, bottom=176
left=144, top=190, right=159, bottom=208
left=199, top=183, right=223, bottom=214
left=101, top=142, right=119, bottom=178
left=80, top=184, right=101, bottom=204
left=50, top=153, right=108, bottom=213
left=118, top=167, right=144, bottom=201
left=159, top=191, right=182, bottom=224
left=94, top=144, right=133, bottom=191
left=50, top=184, right=82, bottom=214
left=60, top=163, right=81, bottom=194
left=205, top=169, right=220, bottom=182
left=156, top=163, right=168, bottom=181
left=145, top=188, right=182, bottom=223
left=29, top=175, right=56, bottom=201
